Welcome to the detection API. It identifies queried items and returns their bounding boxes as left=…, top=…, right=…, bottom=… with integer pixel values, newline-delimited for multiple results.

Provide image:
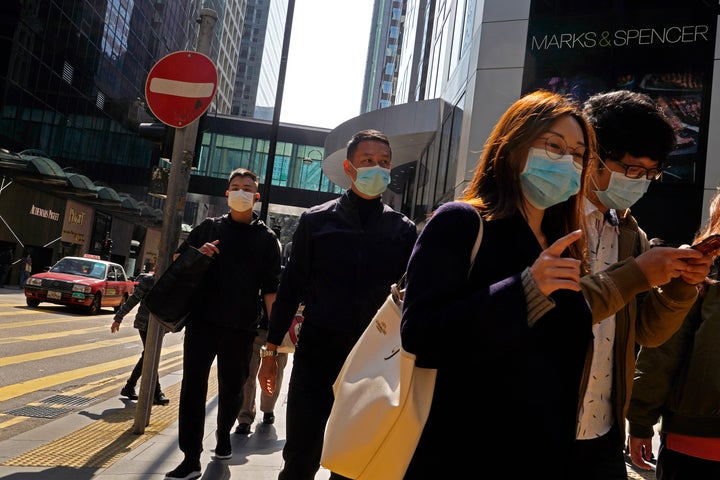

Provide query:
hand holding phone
left=691, top=234, right=720, bottom=256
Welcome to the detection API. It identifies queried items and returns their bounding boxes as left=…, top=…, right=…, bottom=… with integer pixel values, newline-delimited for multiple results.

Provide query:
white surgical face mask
left=592, top=160, right=651, bottom=210
left=228, top=190, right=255, bottom=212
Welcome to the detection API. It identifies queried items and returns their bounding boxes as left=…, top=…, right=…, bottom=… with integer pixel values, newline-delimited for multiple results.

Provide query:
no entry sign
left=145, top=51, right=218, bottom=128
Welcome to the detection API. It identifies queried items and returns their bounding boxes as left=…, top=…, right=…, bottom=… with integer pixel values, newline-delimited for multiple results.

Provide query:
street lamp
left=303, top=149, right=324, bottom=195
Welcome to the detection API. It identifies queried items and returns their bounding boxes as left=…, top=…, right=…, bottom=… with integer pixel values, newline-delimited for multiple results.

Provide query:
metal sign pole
left=259, top=0, right=295, bottom=222
left=132, top=8, right=217, bottom=434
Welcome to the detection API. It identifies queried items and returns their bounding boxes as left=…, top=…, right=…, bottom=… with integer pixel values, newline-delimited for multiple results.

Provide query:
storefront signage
left=530, top=24, right=710, bottom=51
left=68, top=208, right=86, bottom=225
left=29, top=204, right=61, bottom=221
left=62, top=200, right=93, bottom=246
left=522, top=0, right=717, bottom=245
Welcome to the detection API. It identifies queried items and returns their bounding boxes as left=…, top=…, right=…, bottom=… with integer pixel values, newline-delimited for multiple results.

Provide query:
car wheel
left=87, top=293, right=101, bottom=315
left=114, top=294, right=128, bottom=313
left=26, top=298, right=40, bottom=307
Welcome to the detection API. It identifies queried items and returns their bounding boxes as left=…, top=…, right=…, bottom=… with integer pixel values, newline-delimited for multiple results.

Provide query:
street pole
left=259, top=0, right=295, bottom=222
left=132, top=8, right=217, bottom=434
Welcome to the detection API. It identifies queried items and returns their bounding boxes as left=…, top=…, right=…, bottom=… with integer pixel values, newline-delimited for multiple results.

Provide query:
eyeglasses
left=538, top=134, right=586, bottom=164
left=607, top=159, right=662, bottom=181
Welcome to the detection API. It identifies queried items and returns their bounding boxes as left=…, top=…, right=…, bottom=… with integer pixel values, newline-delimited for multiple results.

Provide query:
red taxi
left=24, top=256, right=135, bottom=315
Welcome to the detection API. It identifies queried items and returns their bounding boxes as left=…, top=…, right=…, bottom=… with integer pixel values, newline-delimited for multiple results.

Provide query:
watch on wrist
left=260, top=345, right=278, bottom=358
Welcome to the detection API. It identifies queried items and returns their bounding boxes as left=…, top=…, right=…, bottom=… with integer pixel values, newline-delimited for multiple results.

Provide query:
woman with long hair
left=401, top=90, right=596, bottom=477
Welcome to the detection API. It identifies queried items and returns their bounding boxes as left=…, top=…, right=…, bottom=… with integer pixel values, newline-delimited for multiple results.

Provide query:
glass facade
left=0, top=0, right=201, bottom=186
left=196, top=131, right=338, bottom=194
left=0, top=0, right=340, bottom=231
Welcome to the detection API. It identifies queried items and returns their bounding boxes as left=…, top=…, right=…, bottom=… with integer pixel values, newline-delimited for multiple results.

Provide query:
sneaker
left=154, top=392, right=170, bottom=405
left=120, top=385, right=138, bottom=400
left=234, top=423, right=251, bottom=435
left=214, top=431, right=232, bottom=459
left=262, top=412, right=275, bottom=424
left=165, top=459, right=201, bottom=480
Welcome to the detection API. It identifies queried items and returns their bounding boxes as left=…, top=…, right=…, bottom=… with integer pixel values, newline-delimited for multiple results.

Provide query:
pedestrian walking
left=111, top=272, right=169, bottom=406
left=401, top=90, right=594, bottom=477
left=258, top=129, right=417, bottom=479
left=165, top=168, right=282, bottom=480
left=626, top=187, right=720, bottom=479
left=569, top=90, right=712, bottom=479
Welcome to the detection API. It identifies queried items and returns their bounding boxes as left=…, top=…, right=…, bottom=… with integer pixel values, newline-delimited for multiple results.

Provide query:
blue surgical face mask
left=520, top=147, right=582, bottom=209
left=350, top=164, right=391, bottom=197
left=593, top=166, right=651, bottom=211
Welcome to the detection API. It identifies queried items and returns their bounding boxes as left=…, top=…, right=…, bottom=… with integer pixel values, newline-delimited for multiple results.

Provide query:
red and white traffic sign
left=145, top=51, right=218, bottom=128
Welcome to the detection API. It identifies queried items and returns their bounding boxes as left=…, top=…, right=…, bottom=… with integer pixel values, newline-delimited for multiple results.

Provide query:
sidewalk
left=0, top=353, right=331, bottom=480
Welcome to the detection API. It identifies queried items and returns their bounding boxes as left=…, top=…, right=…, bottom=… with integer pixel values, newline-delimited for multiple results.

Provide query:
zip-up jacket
left=628, top=281, right=720, bottom=438
left=267, top=191, right=417, bottom=346
left=579, top=208, right=698, bottom=444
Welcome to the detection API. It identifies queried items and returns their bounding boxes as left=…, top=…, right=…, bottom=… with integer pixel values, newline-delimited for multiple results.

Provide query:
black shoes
left=234, top=423, right=251, bottom=435
left=154, top=392, right=170, bottom=405
left=214, top=431, right=232, bottom=459
left=122, top=385, right=169, bottom=405
left=120, top=385, right=138, bottom=400
left=233, top=413, right=273, bottom=433
left=165, top=459, right=201, bottom=480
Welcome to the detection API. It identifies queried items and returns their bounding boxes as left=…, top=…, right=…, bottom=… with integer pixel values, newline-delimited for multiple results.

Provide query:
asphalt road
left=0, top=287, right=184, bottom=442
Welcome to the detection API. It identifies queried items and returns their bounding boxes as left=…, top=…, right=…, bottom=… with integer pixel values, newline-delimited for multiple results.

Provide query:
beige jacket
left=579, top=209, right=698, bottom=443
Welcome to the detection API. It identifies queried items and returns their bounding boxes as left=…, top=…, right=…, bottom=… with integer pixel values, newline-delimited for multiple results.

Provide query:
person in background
left=18, top=250, right=32, bottom=286
left=0, top=247, right=12, bottom=288
left=258, top=129, right=417, bottom=479
left=111, top=272, right=169, bottom=406
left=234, top=300, right=289, bottom=435
left=165, top=168, right=282, bottom=480
left=401, top=90, right=595, bottom=477
left=570, top=89, right=712, bottom=478
left=626, top=188, right=720, bottom=479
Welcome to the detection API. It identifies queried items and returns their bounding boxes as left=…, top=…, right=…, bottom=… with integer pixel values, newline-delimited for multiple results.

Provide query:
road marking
left=0, top=314, right=109, bottom=328
left=0, top=343, right=183, bottom=400
left=0, top=325, right=108, bottom=343
left=0, top=356, right=183, bottom=431
left=0, top=336, right=144, bottom=366
left=0, top=309, right=51, bottom=317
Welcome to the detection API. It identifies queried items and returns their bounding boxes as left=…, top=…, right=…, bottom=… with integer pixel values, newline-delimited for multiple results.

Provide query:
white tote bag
left=321, top=216, right=483, bottom=479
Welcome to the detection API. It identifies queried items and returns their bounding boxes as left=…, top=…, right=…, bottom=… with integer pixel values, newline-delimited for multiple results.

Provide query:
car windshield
left=50, top=258, right=106, bottom=279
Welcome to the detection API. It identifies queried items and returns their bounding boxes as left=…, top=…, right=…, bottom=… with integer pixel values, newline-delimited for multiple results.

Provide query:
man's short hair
left=346, top=129, right=391, bottom=159
left=228, top=168, right=259, bottom=187
left=583, top=90, right=676, bottom=166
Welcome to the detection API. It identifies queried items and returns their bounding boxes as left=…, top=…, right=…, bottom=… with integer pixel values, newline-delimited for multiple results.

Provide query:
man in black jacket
left=258, top=129, right=417, bottom=479
left=165, top=168, right=282, bottom=480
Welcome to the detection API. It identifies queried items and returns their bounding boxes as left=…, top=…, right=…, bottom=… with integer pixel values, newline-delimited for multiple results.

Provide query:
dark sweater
left=401, top=201, right=592, bottom=478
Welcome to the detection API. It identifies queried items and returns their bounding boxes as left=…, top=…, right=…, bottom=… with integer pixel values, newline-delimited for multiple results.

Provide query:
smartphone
left=691, top=234, right=720, bottom=255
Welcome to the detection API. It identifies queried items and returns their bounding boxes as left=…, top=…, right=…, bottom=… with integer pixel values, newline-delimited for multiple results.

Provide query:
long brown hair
left=461, top=90, right=596, bottom=264
left=695, top=188, right=720, bottom=244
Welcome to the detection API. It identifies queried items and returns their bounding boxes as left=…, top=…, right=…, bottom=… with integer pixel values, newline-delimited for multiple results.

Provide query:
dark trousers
left=278, top=323, right=354, bottom=480
left=568, top=422, right=628, bottom=479
left=178, top=321, right=254, bottom=461
left=657, top=434, right=720, bottom=480
left=127, top=328, right=162, bottom=395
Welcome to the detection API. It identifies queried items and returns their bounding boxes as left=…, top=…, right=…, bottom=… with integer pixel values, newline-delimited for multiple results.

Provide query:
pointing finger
left=545, top=230, right=583, bottom=257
